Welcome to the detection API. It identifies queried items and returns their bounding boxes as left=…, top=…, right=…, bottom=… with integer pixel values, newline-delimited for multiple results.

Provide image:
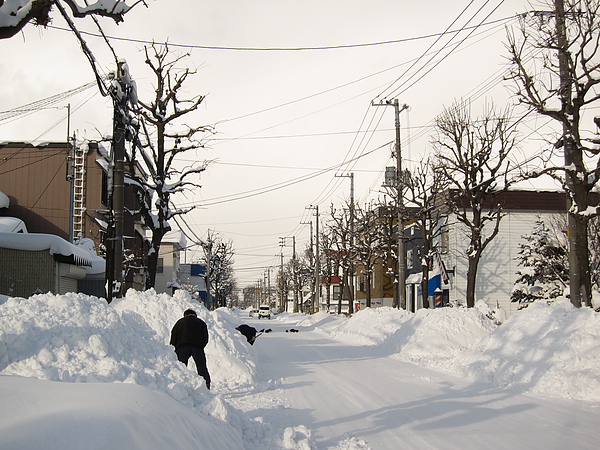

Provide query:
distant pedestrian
left=170, top=309, right=211, bottom=389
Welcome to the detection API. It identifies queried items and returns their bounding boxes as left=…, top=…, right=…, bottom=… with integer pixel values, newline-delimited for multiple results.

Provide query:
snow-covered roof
left=0, top=232, right=92, bottom=267
left=0, top=217, right=27, bottom=233
left=75, top=238, right=106, bottom=275
left=162, top=230, right=186, bottom=250
left=0, top=191, right=9, bottom=209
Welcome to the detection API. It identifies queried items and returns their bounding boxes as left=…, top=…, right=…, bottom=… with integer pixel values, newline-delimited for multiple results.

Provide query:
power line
left=46, top=15, right=517, bottom=52
left=379, top=0, right=508, bottom=100
left=0, top=81, right=97, bottom=123
left=178, top=141, right=391, bottom=207
left=377, top=0, right=479, bottom=100
left=206, top=160, right=385, bottom=173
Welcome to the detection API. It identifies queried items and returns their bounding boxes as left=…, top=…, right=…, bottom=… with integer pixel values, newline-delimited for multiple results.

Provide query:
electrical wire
left=377, top=0, right=478, bottom=100
left=380, top=0, right=508, bottom=101
left=46, top=15, right=517, bottom=52
left=177, top=141, right=391, bottom=208
left=0, top=81, right=97, bottom=124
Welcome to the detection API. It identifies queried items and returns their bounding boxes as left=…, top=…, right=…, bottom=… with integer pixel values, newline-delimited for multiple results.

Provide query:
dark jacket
left=170, top=315, right=209, bottom=349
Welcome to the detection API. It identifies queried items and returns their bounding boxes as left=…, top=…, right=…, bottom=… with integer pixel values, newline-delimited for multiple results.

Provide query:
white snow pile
left=448, top=299, right=600, bottom=400
left=0, top=289, right=599, bottom=449
left=0, top=290, right=289, bottom=450
left=323, top=300, right=600, bottom=402
left=327, top=307, right=413, bottom=346
left=112, top=289, right=256, bottom=390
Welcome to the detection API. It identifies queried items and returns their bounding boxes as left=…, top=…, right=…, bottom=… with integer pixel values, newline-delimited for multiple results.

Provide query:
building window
left=157, top=257, right=164, bottom=274
left=441, top=229, right=449, bottom=254
left=101, top=171, right=109, bottom=206
left=407, top=249, right=414, bottom=269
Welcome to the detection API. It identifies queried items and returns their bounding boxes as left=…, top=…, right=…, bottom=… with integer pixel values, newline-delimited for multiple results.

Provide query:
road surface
left=224, top=315, right=599, bottom=449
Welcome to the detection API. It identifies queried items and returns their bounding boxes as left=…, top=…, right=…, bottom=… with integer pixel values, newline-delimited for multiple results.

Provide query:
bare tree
left=128, top=43, right=211, bottom=289
left=297, top=244, right=316, bottom=313
left=370, top=199, right=398, bottom=307
left=433, top=101, right=518, bottom=308
left=403, top=158, right=450, bottom=308
left=276, top=259, right=292, bottom=312
left=327, top=202, right=356, bottom=314
left=0, top=0, right=145, bottom=39
left=505, top=0, right=600, bottom=307
left=202, top=230, right=236, bottom=309
left=318, top=226, right=335, bottom=312
left=353, top=202, right=386, bottom=308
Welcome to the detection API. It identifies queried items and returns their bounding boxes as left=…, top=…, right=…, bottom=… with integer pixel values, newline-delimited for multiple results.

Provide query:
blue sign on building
left=191, top=263, right=206, bottom=277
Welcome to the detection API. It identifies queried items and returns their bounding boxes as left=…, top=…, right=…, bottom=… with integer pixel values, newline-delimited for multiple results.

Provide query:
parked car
left=249, top=309, right=259, bottom=318
left=258, top=305, right=271, bottom=319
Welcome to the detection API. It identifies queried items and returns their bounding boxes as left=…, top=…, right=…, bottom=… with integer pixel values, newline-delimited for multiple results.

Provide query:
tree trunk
left=145, top=230, right=166, bottom=290
left=421, top=263, right=430, bottom=310
left=466, top=255, right=480, bottom=308
left=575, top=213, right=592, bottom=307
left=366, top=273, right=372, bottom=308
left=337, top=277, right=345, bottom=314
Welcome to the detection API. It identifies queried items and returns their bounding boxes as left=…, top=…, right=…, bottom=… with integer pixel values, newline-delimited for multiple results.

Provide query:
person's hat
left=184, top=309, right=197, bottom=317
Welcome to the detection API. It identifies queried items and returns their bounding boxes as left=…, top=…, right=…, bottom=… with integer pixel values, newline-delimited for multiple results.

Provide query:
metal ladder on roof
left=72, top=146, right=87, bottom=238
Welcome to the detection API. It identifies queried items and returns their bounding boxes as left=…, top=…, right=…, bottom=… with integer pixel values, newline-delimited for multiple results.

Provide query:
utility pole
left=279, top=250, right=285, bottom=312
left=66, top=104, right=74, bottom=243
left=335, top=172, right=355, bottom=305
left=267, top=267, right=271, bottom=306
left=315, top=205, right=319, bottom=314
left=106, top=61, right=130, bottom=303
left=305, top=205, right=321, bottom=313
left=202, top=238, right=213, bottom=309
left=292, top=235, right=298, bottom=313
left=306, top=205, right=320, bottom=314
left=373, top=99, right=408, bottom=309
left=554, top=0, right=581, bottom=307
left=279, top=236, right=297, bottom=312
left=301, top=217, right=314, bottom=313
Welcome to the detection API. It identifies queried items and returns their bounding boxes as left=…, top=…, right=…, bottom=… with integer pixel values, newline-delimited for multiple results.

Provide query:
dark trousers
left=175, top=345, right=211, bottom=387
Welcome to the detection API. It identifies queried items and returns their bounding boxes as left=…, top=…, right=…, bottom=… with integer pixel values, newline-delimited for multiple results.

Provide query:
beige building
left=0, top=141, right=148, bottom=294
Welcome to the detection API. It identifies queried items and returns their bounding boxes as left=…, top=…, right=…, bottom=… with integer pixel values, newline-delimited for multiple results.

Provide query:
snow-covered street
left=1, top=290, right=599, bottom=449
left=228, top=314, right=600, bottom=449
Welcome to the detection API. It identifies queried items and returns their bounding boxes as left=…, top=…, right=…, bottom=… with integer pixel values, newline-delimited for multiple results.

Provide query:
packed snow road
left=224, top=314, right=600, bottom=449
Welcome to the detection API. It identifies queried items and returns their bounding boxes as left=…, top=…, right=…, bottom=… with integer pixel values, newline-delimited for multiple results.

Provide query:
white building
left=435, top=190, right=567, bottom=317
left=154, top=230, right=186, bottom=295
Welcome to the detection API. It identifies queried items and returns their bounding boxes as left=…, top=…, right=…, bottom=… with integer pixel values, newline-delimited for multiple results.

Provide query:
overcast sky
left=1, top=0, right=552, bottom=288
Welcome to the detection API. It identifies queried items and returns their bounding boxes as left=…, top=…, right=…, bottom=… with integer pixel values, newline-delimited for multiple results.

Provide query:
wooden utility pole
left=106, top=61, right=129, bottom=303
left=373, top=99, right=408, bottom=309
left=279, top=236, right=297, bottom=311
left=335, top=173, right=355, bottom=307
left=292, top=236, right=298, bottom=312
left=305, top=205, right=320, bottom=314
left=314, top=205, right=320, bottom=314
left=279, top=251, right=285, bottom=312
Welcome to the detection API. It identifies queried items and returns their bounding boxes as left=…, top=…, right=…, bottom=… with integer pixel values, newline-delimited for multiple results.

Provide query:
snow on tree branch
left=0, top=0, right=146, bottom=39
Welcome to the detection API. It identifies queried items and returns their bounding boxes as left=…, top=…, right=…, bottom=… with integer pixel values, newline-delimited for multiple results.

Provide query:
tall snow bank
left=111, top=289, right=256, bottom=390
left=0, top=292, right=211, bottom=410
left=448, top=299, right=600, bottom=401
left=388, top=306, right=498, bottom=369
left=330, top=307, right=412, bottom=346
left=314, top=300, right=599, bottom=402
left=0, top=291, right=258, bottom=432
left=0, top=290, right=311, bottom=448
